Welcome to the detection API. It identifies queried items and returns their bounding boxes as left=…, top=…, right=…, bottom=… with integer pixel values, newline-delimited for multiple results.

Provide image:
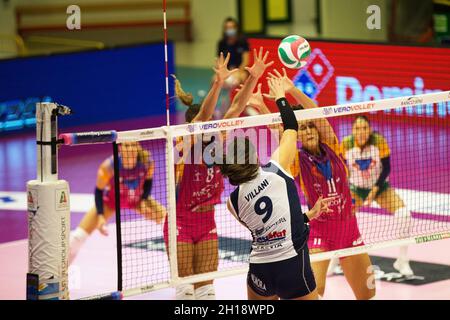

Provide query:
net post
left=36, top=103, right=59, bottom=182
left=112, top=142, right=123, bottom=292
left=165, top=126, right=179, bottom=284
left=27, top=102, right=70, bottom=300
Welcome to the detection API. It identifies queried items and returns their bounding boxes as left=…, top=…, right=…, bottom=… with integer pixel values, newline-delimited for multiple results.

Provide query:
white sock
left=394, top=207, right=412, bottom=238
left=176, top=284, right=195, bottom=300
left=369, top=295, right=376, bottom=300
left=318, top=295, right=323, bottom=300
left=195, top=284, right=215, bottom=300
left=69, top=227, right=88, bottom=264
left=398, top=245, right=409, bottom=262
left=327, top=257, right=339, bottom=276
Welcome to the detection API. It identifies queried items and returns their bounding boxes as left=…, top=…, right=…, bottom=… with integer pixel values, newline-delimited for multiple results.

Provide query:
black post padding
left=113, top=142, right=123, bottom=292
left=50, top=113, right=58, bottom=175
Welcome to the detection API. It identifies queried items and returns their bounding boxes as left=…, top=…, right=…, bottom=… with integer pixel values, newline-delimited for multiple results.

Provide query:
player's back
left=229, top=161, right=308, bottom=264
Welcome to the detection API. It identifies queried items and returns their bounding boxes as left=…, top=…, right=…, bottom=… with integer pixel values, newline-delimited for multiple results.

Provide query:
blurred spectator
left=389, top=0, right=435, bottom=43
left=217, top=17, right=250, bottom=89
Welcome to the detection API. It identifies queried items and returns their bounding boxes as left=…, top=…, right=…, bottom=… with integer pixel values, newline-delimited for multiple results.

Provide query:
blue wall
left=0, top=42, right=175, bottom=132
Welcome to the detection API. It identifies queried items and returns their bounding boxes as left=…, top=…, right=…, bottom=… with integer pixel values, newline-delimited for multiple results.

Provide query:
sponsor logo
left=255, top=227, right=264, bottom=236
left=56, top=189, right=69, bottom=211
left=77, top=131, right=111, bottom=137
left=336, top=76, right=446, bottom=117
left=271, top=116, right=282, bottom=123
left=27, top=190, right=38, bottom=212
left=263, top=217, right=286, bottom=234
left=250, top=274, right=267, bottom=291
left=255, top=243, right=283, bottom=250
left=323, top=107, right=333, bottom=115
left=415, top=233, right=450, bottom=244
left=198, top=119, right=245, bottom=131
left=186, top=120, right=246, bottom=133
left=187, top=124, right=196, bottom=133
left=331, top=102, right=375, bottom=115
left=293, top=48, right=335, bottom=99
left=400, top=96, right=424, bottom=106
left=61, top=215, right=68, bottom=295
left=288, top=48, right=447, bottom=119
left=140, top=285, right=155, bottom=292
left=256, top=230, right=287, bottom=243
left=139, top=130, right=154, bottom=137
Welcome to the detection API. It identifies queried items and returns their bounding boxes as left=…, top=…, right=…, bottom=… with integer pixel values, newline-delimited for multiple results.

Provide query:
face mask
left=225, top=28, right=237, bottom=37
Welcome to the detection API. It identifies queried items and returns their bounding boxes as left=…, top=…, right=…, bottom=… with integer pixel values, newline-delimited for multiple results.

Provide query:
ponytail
left=173, top=75, right=201, bottom=123
left=174, top=76, right=194, bottom=107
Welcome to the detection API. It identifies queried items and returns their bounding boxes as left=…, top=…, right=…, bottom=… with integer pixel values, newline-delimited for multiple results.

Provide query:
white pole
left=27, top=102, right=70, bottom=300
left=36, top=103, right=58, bottom=182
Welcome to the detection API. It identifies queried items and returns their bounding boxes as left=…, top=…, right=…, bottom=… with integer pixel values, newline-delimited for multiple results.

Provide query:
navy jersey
left=228, top=161, right=308, bottom=264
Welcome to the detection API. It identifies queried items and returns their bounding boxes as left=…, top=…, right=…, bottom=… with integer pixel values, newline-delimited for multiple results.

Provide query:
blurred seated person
left=217, top=17, right=250, bottom=89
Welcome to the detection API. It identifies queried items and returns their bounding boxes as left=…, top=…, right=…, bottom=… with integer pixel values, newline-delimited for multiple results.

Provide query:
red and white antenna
left=162, top=0, right=170, bottom=126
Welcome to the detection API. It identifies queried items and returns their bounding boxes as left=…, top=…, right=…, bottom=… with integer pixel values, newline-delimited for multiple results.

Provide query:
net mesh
left=115, top=138, right=170, bottom=290
left=115, top=94, right=450, bottom=292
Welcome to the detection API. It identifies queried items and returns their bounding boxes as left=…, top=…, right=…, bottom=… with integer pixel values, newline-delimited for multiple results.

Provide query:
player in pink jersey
left=69, top=141, right=166, bottom=264
left=250, top=68, right=375, bottom=300
left=167, top=49, right=273, bottom=300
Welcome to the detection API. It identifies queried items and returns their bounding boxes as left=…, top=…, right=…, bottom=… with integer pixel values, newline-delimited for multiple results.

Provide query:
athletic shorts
left=350, top=181, right=390, bottom=201
left=247, top=247, right=316, bottom=299
left=308, top=216, right=364, bottom=251
left=163, top=211, right=217, bottom=245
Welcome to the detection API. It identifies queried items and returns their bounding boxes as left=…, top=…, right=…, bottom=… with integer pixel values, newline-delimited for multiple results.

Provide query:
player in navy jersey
left=220, top=78, right=332, bottom=300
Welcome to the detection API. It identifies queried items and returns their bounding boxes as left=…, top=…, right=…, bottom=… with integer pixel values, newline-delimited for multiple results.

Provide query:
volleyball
left=278, top=35, right=311, bottom=69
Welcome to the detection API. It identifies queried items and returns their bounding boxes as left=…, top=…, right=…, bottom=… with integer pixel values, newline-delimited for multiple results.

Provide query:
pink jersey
left=104, top=156, right=150, bottom=209
left=176, top=162, right=224, bottom=218
left=298, top=142, right=353, bottom=221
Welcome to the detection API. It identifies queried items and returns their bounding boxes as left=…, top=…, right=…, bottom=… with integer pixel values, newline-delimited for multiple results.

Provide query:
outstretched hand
left=267, top=77, right=286, bottom=101
left=247, top=83, right=265, bottom=109
left=214, top=52, right=239, bottom=83
left=245, top=47, right=274, bottom=79
left=267, top=68, right=295, bottom=92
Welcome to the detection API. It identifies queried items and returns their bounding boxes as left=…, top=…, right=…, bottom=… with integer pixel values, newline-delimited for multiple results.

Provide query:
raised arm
left=268, top=68, right=338, bottom=147
left=247, top=83, right=271, bottom=115
left=268, top=78, right=298, bottom=172
left=224, top=47, right=274, bottom=119
left=247, top=83, right=282, bottom=134
left=192, top=52, right=238, bottom=122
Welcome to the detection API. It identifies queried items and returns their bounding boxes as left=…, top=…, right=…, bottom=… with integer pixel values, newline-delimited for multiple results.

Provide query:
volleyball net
left=27, top=91, right=450, bottom=300
left=109, top=91, right=450, bottom=298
